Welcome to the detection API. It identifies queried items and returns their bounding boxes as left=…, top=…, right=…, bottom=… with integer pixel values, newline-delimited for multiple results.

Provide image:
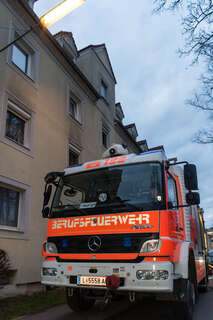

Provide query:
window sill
left=0, top=225, right=23, bottom=233
left=100, top=96, right=110, bottom=106
left=12, top=62, right=33, bottom=81
left=67, top=113, right=82, bottom=127
left=0, top=136, right=33, bottom=157
left=7, top=62, right=38, bottom=89
left=0, top=226, right=28, bottom=240
left=6, top=136, right=30, bottom=149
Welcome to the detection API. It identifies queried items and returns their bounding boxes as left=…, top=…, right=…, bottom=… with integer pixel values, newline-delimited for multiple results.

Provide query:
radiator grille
left=48, top=233, right=159, bottom=254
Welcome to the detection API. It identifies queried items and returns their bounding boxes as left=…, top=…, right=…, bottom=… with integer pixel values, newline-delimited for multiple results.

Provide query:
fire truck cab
left=41, top=145, right=208, bottom=319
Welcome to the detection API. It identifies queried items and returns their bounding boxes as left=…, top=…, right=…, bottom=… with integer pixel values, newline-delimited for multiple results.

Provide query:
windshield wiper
left=53, top=203, right=87, bottom=215
left=109, top=200, right=143, bottom=211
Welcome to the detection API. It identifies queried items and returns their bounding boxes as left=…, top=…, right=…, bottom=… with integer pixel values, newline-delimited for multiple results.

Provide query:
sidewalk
left=13, top=278, right=213, bottom=320
left=14, top=298, right=131, bottom=320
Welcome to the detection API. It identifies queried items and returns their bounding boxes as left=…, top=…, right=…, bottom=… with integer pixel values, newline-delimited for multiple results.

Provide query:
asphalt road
left=17, top=283, right=213, bottom=320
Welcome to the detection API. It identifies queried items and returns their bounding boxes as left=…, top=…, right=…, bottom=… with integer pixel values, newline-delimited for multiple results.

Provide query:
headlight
left=154, top=270, right=169, bottom=280
left=140, top=239, right=161, bottom=253
left=44, top=242, right=58, bottom=254
left=136, top=270, right=155, bottom=280
left=42, top=267, right=57, bottom=276
left=136, top=270, right=169, bottom=280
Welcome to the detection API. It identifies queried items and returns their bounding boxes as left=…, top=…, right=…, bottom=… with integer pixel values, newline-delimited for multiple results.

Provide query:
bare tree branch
left=153, top=0, right=213, bottom=144
left=153, top=0, right=182, bottom=12
left=193, top=129, right=213, bottom=143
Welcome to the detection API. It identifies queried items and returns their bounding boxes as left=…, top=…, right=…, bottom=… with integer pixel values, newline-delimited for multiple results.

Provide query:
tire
left=198, top=272, right=208, bottom=293
left=66, top=288, right=95, bottom=312
left=174, top=278, right=196, bottom=320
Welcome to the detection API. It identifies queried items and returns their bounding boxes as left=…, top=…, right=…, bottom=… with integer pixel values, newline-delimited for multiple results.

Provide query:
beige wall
left=0, top=0, right=101, bottom=286
left=0, top=1, right=142, bottom=290
left=77, top=46, right=119, bottom=156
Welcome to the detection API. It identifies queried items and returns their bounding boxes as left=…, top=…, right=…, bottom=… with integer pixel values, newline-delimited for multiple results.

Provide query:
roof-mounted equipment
left=102, top=144, right=128, bottom=158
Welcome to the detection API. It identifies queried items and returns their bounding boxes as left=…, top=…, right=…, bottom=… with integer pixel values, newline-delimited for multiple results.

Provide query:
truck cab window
left=52, top=162, right=165, bottom=216
left=167, top=173, right=178, bottom=208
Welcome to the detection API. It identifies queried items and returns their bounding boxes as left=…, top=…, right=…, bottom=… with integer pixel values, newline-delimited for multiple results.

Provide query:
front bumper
left=41, top=260, right=174, bottom=293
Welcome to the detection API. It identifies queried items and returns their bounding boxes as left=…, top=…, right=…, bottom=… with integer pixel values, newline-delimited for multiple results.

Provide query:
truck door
left=167, top=173, right=184, bottom=240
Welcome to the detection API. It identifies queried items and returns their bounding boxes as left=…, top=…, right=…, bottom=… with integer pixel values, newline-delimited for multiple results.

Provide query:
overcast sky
left=34, top=0, right=213, bottom=227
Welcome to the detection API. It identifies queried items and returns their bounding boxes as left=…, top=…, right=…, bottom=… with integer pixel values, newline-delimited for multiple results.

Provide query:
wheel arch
left=174, top=242, right=197, bottom=281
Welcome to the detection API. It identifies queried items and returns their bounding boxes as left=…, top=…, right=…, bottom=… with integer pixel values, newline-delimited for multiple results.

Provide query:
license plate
left=77, top=276, right=106, bottom=286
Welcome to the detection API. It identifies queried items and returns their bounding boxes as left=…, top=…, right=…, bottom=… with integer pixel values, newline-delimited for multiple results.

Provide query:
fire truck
left=41, top=144, right=208, bottom=319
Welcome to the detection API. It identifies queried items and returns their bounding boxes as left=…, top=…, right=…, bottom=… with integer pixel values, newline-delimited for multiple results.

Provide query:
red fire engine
left=41, top=144, right=208, bottom=320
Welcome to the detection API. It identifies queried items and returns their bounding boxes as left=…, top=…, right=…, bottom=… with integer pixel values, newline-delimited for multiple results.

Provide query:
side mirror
left=64, top=188, right=77, bottom=197
left=184, top=164, right=198, bottom=190
left=186, top=192, right=200, bottom=205
left=43, top=184, right=52, bottom=207
left=42, top=206, right=50, bottom=218
left=42, top=184, right=52, bottom=218
left=44, top=171, right=64, bottom=184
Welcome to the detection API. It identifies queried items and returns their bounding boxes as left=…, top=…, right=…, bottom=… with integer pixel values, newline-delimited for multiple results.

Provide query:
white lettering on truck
left=52, top=214, right=150, bottom=230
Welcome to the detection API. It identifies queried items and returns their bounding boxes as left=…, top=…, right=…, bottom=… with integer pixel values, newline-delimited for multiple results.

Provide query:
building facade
left=0, top=0, right=147, bottom=296
left=207, top=228, right=213, bottom=251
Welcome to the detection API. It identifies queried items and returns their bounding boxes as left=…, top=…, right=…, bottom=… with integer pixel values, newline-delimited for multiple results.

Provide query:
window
left=102, top=131, right=107, bottom=148
left=167, top=173, right=178, bottom=207
left=0, top=175, right=31, bottom=239
left=101, top=80, right=108, bottom=100
left=0, top=93, right=34, bottom=156
left=0, top=186, right=20, bottom=228
left=6, top=110, right=25, bottom=145
left=68, top=143, right=81, bottom=166
left=69, top=97, right=78, bottom=119
left=12, top=44, right=30, bottom=74
left=68, top=94, right=81, bottom=123
left=8, top=26, right=39, bottom=83
left=5, top=100, right=31, bottom=148
left=69, top=149, right=79, bottom=166
left=102, top=122, right=110, bottom=148
left=52, top=162, right=164, bottom=217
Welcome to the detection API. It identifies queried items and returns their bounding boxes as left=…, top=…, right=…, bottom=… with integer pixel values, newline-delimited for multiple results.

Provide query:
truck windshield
left=51, top=162, right=164, bottom=217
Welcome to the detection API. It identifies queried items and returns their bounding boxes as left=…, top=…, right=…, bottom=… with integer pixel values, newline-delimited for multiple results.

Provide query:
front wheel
left=66, top=288, right=95, bottom=312
left=198, top=264, right=208, bottom=293
left=198, top=275, right=208, bottom=292
left=174, top=278, right=196, bottom=320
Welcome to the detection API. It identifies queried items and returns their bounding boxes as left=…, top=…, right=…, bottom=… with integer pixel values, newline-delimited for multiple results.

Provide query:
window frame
left=0, top=184, right=21, bottom=230
left=0, top=91, right=35, bottom=156
left=0, top=175, right=31, bottom=239
left=102, top=121, right=110, bottom=149
left=6, top=108, right=26, bottom=146
left=67, top=142, right=81, bottom=167
left=67, top=87, right=82, bottom=125
left=69, top=96, right=78, bottom=120
left=12, top=42, right=29, bottom=74
left=7, top=23, right=39, bottom=84
left=102, top=131, right=108, bottom=148
left=100, top=80, right=108, bottom=101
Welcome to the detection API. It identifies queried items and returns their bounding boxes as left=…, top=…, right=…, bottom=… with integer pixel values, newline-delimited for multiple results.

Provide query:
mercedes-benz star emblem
left=88, top=236, right=101, bottom=252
